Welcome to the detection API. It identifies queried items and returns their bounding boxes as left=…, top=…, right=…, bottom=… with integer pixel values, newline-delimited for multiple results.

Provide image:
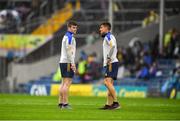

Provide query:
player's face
left=99, top=25, right=108, bottom=36
left=68, top=25, right=78, bottom=34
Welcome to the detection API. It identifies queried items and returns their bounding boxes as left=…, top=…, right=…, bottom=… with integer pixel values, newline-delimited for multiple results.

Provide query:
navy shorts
left=104, top=62, right=119, bottom=80
left=59, top=63, right=74, bottom=78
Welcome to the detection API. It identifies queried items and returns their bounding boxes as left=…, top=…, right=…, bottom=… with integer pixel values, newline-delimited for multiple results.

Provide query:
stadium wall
left=9, top=55, right=59, bottom=84
left=28, top=84, right=148, bottom=98
left=21, top=75, right=180, bottom=99
left=0, top=50, right=6, bottom=57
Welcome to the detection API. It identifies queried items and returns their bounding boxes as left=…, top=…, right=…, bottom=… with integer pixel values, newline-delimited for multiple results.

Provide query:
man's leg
left=59, top=78, right=65, bottom=107
left=107, top=90, right=114, bottom=105
left=63, top=78, right=72, bottom=105
left=105, top=77, right=120, bottom=109
left=104, top=77, right=117, bottom=102
left=105, top=78, right=113, bottom=105
left=100, top=77, right=118, bottom=110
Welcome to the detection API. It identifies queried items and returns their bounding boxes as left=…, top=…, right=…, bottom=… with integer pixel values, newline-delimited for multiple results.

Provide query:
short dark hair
left=67, top=21, right=78, bottom=27
left=100, top=22, right=111, bottom=30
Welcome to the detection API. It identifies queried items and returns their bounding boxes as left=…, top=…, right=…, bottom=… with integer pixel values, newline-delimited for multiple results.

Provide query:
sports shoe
left=99, top=105, right=111, bottom=110
left=110, top=102, right=120, bottom=110
left=62, top=104, right=72, bottom=109
left=58, top=103, right=63, bottom=109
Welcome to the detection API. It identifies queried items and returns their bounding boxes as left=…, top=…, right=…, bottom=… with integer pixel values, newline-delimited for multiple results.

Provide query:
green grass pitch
left=0, top=94, right=180, bottom=120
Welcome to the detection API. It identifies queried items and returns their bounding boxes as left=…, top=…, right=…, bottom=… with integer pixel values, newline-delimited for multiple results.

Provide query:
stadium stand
left=31, top=3, right=73, bottom=35
left=0, top=0, right=72, bottom=58
left=7, top=0, right=179, bottom=64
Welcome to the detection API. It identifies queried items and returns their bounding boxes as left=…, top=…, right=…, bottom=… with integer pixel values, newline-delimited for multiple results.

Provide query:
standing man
left=58, top=21, right=77, bottom=109
left=99, top=22, right=120, bottom=110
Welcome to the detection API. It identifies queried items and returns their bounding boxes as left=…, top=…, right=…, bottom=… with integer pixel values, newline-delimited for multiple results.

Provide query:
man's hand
left=71, top=63, right=76, bottom=72
left=107, top=57, right=112, bottom=72
left=107, top=57, right=111, bottom=65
